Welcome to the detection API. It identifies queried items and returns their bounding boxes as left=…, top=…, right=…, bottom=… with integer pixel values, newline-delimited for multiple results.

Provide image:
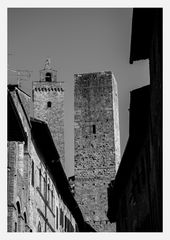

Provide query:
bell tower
left=39, top=58, right=57, bottom=82
left=32, top=59, right=65, bottom=169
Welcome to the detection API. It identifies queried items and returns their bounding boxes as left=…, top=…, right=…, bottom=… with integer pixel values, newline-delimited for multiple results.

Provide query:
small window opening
left=14, top=222, right=17, bottom=232
left=92, top=125, right=96, bottom=134
left=44, top=178, right=47, bottom=199
left=16, top=202, right=21, bottom=232
left=16, top=201, right=21, bottom=214
left=56, top=206, right=58, bottom=229
left=38, top=222, right=41, bottom=232
left=47, top=101, right=52, bottom=108
left=48, top=184, right=50, bottom=203
left=39, top=169, right=41, bottom=192
left=51, top=190, right=53, bottom=210
left=24, top=212, right=27, bottom=224
left=31, top=161, right=34, bottom=186
left=45, top=72, right=52, bottom=82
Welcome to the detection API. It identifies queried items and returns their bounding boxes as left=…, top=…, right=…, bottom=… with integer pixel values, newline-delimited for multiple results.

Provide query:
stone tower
left=32, top=59, right=65, bottom=169
left=74, top=71, right=120, bottom=232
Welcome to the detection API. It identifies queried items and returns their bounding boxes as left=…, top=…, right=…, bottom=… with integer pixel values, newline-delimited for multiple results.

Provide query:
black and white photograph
left=5, top=6, right=163, bottom=235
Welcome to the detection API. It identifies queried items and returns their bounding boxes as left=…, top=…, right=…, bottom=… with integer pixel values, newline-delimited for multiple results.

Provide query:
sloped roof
left=8, top=90, right=27, bottom=142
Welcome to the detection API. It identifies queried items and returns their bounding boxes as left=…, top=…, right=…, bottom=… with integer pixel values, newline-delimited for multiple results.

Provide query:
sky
left=8, top=8, right=150, bottom=177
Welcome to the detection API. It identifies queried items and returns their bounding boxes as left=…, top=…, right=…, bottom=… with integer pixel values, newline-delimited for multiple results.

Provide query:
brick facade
left=32, top=61, right=65, bottom=169
left=74, top=71, right=120, bottom=231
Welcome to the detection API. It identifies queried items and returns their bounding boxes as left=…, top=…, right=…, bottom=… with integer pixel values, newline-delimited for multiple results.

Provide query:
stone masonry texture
left=8, top=88, right=32, bottom=232
left=74, top=71, right=120, bottom=232
left=32, top=65, right=65, bottom=169
left=8, top=86, right=77, bottom=232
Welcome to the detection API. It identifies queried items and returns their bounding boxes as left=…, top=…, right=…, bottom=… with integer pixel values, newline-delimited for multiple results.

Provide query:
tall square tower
left=32, top=59, right=65, bottom=169
left=74, top=71, right=120, bottom=231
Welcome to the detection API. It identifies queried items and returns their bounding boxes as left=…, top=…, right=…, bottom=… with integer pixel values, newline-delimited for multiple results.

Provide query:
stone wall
left=30, top=142, right=76, bottom=232
left=74, top=71, right=120, bottom=231
left=8, top=86, right=76, bottom=232
left=32, top=82, right=65, bottom=169
left=7, top=140, right=32, bottom=232
left=7, top=88, right=32, bottom=232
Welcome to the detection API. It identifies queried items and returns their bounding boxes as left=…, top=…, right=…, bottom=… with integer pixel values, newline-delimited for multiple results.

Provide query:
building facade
left=32, top=59, right=65, bottom=169
left=74, top=71, right=120, bottom=231
left=30, top=118, right=77, bottom=232
left=107, top=8, right=162, bottom=231
left=7, top=85, right=89, bottom=232
left=107, top=85, right=153, bottom=231
left=8, top=86, right=32, bottom=232
left=130, top=8, right=162, bottom=231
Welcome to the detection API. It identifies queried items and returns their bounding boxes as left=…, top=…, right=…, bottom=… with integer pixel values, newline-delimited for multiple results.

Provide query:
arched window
left=24, top=212, right=27, bottom=232
left=24, top=212, right=27, bottom=224
left=47, top=183, right=50, bottom=203
left=14, top=222, right=17, bottom=232
left=45, top=72, right=52, bottom=82
left=38, top=222, right=41, bottom=232
left=31, top=161, right=34, bottom=186
left=16, top=201, right=21, bottom=232
left=56, top=206, right=58, bottom=229
left=51, top=189, right=54, bottom=211
left=44, top=177, right=47, bottom=199
left=39, top=169, right=41, bottom=192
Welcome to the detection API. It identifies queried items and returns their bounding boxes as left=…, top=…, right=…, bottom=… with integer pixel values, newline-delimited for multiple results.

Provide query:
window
left=92, top=124, right=96, bottom=134
left=43, top=177, right=47, bottom=199
left=47, top=101, right=52, bottom=108
left=60, top=209, right=61, bottom=226
left=51, top=190, right=54, bottom=211
left=65, top=216, right=67, bottom=231
left=60, top=208, right=63, bottom=227
left=56, top=206, right=58, bottom=229
left=16, top=201, right=21, bottom=232
left=31, top=161, right=34, bottom=186
left=76, top=224, right=79, bottom=232
left=24, top=212, right=27, bottom=232
left=24, top=212, right=27, bottom=224
left=39, top=169, right=41, bottom=192
left=45, top=72, right=52, bottom=82
left=14, top=222, right=17, bottom=232
left=38, top=222, right=41, bottom=232
left=48, top=183, right=50, bottom=204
